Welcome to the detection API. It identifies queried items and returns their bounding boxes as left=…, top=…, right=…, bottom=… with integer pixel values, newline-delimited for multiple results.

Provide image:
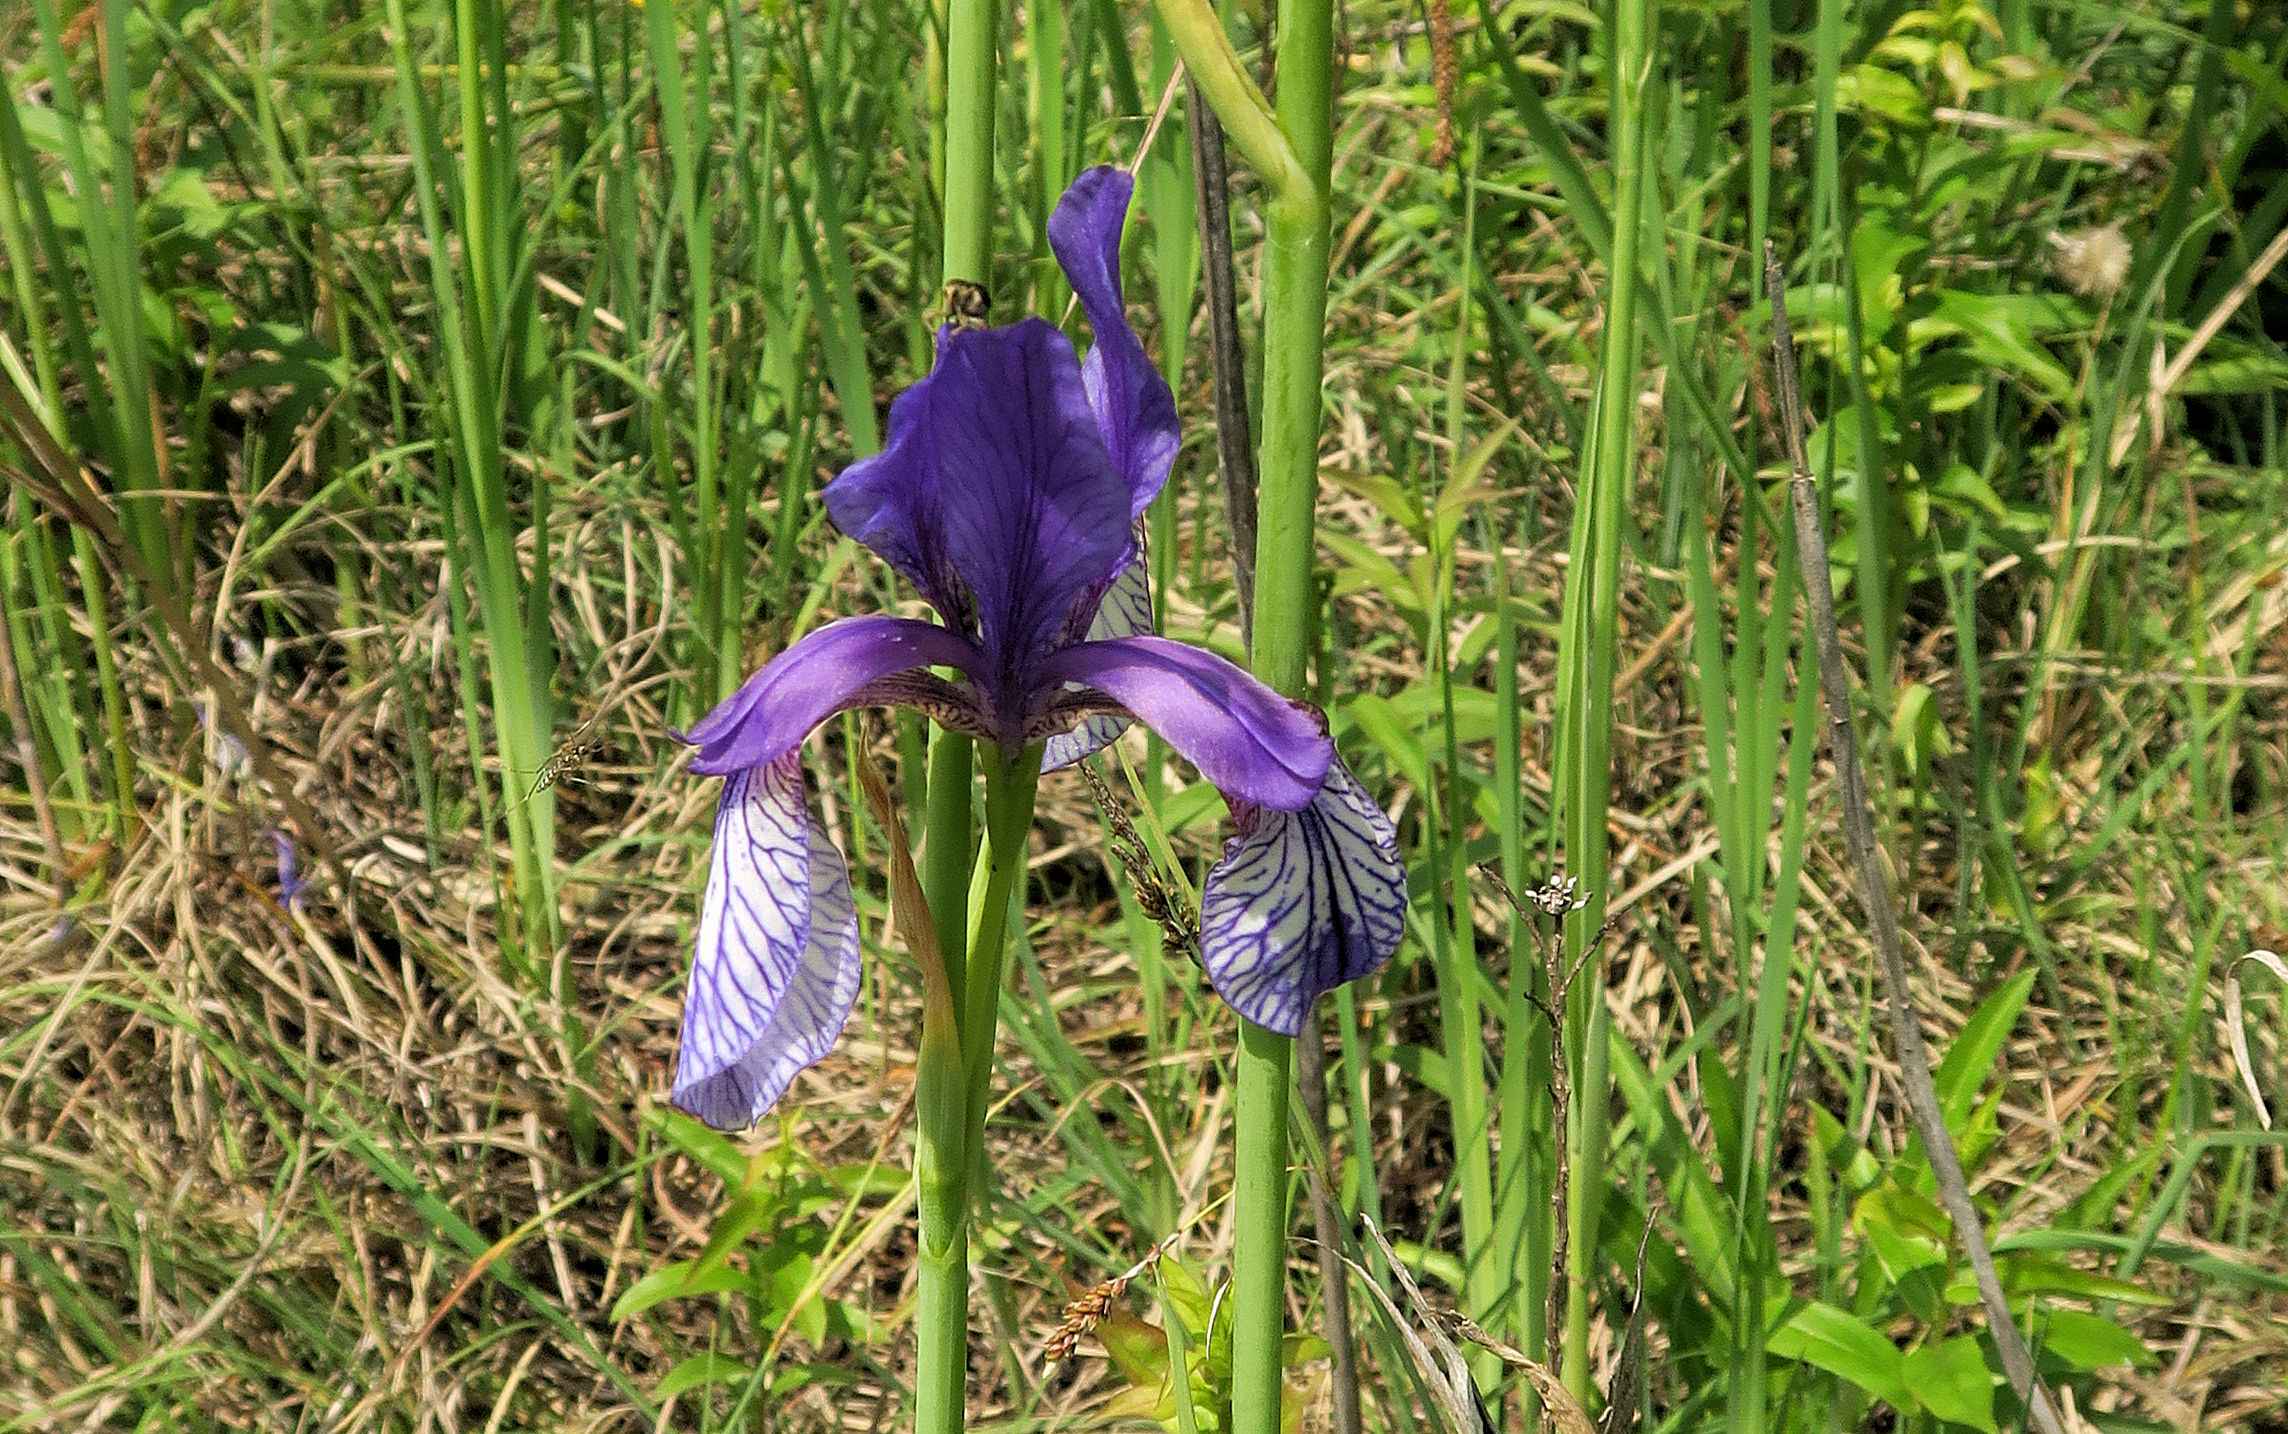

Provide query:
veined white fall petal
left=1199, top=758, right=1407, bottom=1035
left=671, top=755, right=862, bottom=1129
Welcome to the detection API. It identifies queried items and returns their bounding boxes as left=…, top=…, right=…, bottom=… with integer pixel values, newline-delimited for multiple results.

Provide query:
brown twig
left=0, top=566, right=64, bottom=900
left=1764, top=240, right=2066, bottom=1434
left=1190, top=79, right=1259, bottom=651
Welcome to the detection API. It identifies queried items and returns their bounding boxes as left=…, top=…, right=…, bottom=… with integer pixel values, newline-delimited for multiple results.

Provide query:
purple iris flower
left=670, top=167, right=1406, bottom=1130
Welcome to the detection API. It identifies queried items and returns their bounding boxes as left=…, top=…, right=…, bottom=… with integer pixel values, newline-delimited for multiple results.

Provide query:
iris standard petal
left=683, top=616, right=989, bottom=776
left=825, top=320, right=1134, bottom=681
left=671, top=755, right=864, bottom=1129
left=1037, top=636, right=1331, bottom=809
left=1049, top=167, right=1179, bottom=516
left=1197, top=757, right=1407, bottom=1035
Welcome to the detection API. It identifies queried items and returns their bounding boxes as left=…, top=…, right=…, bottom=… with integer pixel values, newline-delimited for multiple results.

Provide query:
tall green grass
left=2, top=0, right=2284, bottom=1428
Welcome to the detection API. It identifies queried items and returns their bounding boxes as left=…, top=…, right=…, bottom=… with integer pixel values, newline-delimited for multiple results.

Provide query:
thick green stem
left=1557, top=0, right=1652, bottom=1402
left=918, top=5, right=999, bottom=1432
left=1232, top=1024, right=1297, bottom=1434
left=1174, top=0, right=1337, bottom=1430
left=959, top=744, right=1044, bottom=1174
left=915, top=742, right=1040, bottom=1434
left=941, top=0, right=1000, bottom=286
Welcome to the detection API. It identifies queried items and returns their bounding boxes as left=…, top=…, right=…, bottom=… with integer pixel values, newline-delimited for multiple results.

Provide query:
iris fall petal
left=1039, top=635, right=1332, bottom=810
left=1197, top=758, right=1406, bottom=1035
left=671, top=756, right=864, bottom=1129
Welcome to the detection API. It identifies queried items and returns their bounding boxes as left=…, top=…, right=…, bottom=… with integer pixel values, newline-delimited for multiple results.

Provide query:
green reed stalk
left=915, top=5, right=1004, bottom=1429
left=914, top=743, right=1039, bottom=1434
left=1153, top=2, right=1332, bottom=1430
left=1554, top=0, right=1652, bottom=1403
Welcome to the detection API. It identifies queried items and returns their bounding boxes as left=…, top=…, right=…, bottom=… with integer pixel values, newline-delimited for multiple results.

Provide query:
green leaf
left=1905, top=1335, right=1999, bottom=1432
left=1101, top=1381, right=1173, bottom=1424
left=1944, top=1255, right=2171, bottom=1308
left=1769, top=1301, right=1909, bottom=1407
left=1098, top=1309, right=1171, bottom=1388
left=1854, top=1184, right=1949, bottom=1284
left=2033, top=1310, right=2157, bottom=1372
left=820, top=1161, right=908, bottom=1200
left=609, top=1260, right=750, bottom=1323
left=1158, top=1256, right=1212, bottom=1335
left=691, top=1190, right=782, bottom=1278
left=1282, top=1333, right=1333, bottom=1366
left=1892, top=681, right=1944, bottom=779
left=1933, top=968, right=2035, bottom=1131
left=654, top=1353, right=756, bottom=1399
left=1914, top=291, right=2074, bottom=402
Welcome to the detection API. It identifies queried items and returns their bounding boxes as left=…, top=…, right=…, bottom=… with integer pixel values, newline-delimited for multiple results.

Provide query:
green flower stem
left=1160, top=3, right=1337, bottom=1432
left=1149, top=0, right=1312, bottom=210
left=959, top=743, right=1045, bottom=1175
left=917, top=5, right=1000, bottom=1432
left=913, top=741, right=1041, bottom=1434
left=1557, top=0, right=1652, bottom=1404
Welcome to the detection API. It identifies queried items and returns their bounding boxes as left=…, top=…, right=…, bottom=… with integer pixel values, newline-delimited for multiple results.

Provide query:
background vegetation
left=2, top=0, right=2284, bottom=1429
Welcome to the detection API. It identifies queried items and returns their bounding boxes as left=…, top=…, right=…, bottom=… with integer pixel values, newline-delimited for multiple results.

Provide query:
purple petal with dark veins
left=1038, top=636, right=1331, bottom=810
left=1042, top=552, right=1156, bottom=771
left=681, top=616, right=989, bottom=776
left=1198, top=757, right=1406, bottom=1035
left=825, top=320, right=1134, bottom=680
left=671, top=755, right=864, bottom=1129
left=1049, top=167, right=1179, bottom=516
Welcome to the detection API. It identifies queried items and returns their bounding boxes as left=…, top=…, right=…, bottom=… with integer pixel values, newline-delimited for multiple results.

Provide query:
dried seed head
left=2048, top=223, right=2131, bottom=298
left=1040, top=1237, right=1176, bottom=1363
left=1081, top=763, right=1200, bottom=964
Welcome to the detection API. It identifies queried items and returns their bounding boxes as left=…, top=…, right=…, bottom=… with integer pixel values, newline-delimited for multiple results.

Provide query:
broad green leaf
left=1944, top=1255, right=2170, bottom=1308
left=1905, top=1335, right=1998, bottom=1432
left=1158, top=1256, right=1211, bottom=1335
left=1769, top=1301, right=1910, bottom=1407
left=1101, top=1382, right=1172, bottom=1424
left=1855, top=1184, right=1948, bottom=1284
left=1099, top=1309, right=1171, bottom=1388
left=1282, top=1333, right=1333, bottom=1366
left=610, top=1259, right=749, bottom=1322
left=654, top=1353, right=756, bottom=1399
left=2033, top=1309, right=2157, bottom=1371
left=1933, top=968, right=2035, bottom=1130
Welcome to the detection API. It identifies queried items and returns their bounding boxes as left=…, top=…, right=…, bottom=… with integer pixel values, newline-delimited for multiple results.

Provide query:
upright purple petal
left=682, top=616, right=990, bottom=776
left=1198, top=758, right=1406, bottom=1035
left=1037, top=636, right=1331, bottom=810
left=825, top=321, right=1134, bottom=685
left=671, top=755, right=864, bottom=1129
left=1049, top=167, right=1179, bottom=515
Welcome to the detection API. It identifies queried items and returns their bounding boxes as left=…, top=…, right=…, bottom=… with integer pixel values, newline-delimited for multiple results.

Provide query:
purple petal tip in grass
left=270, top=829, right=307, bottom=914
left=665, top=167, right=1406, bottom=1128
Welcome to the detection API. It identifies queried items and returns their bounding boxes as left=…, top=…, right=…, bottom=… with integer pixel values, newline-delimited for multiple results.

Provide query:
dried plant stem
left=1764, top=241, right=2065, bottom=1434
left=0, top=576, right=63, bottom=899
left=1295, top=1018, right=1363, bottom=1434
left=1188, top=80, right=1258, bottom=644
